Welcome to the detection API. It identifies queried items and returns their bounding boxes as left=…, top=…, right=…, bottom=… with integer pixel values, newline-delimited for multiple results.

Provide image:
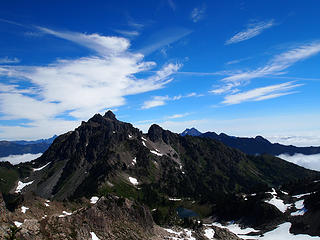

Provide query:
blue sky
left=0, top=0, right=320, bottom=146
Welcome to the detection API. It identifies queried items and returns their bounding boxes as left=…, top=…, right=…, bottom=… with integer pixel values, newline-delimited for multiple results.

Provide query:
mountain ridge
left=19, top=111, right=319, bottom=202
left=0, top=135, right=57, bottom=158
left=180, top=128, right=320, bottom=156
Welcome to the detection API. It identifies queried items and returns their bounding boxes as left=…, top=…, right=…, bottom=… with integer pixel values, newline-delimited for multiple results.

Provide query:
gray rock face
left=8, top=195, right=154, bottom=240
left=212, top=226, right=242, bottom=240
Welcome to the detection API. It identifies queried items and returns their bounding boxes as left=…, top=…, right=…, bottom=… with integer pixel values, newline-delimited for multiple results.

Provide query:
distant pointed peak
left=104, top=110, right=117, bottom=120
left=181, top=127, right=202, bottom=136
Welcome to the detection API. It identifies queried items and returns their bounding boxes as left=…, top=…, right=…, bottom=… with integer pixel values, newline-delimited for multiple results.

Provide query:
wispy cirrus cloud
left=225, top=57, right=251, bottom=65
left=225, top=19, right=275, bottom=45
left=211, top=41, right=320, bottom=100
left=0, top=27, right=181, bottom=139
left=168, top=0, right=176, bottom=11
left=141, top=96, right=170, bottom=109
left=141, top=92, right=199, bottom=109
left=222, top=81, right=302, bottom=105
left=114, top=29, right=140, bottom=37
left=191, top=5, right=206, bottom=23
left=138, top=27, right=192, bottom=55
left=167, top=113, right=190, bottom=119
left=0, top=57, right=20, bottom=64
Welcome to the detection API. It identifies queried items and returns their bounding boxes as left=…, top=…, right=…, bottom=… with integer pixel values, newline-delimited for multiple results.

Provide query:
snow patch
left=59, top=211, right=72, bottom=217
left=295, top=199, right=304, bottom=209
left=142, top=141, right=147, bottom=147
left=209, top=222, right=258, bottom=235
left=90, top=232, right=100, bottom=240
left=293, top=192, right=314, bottom=199
left=132, top=157, right=137, bottom=166
left=44, top=203, right=50, bottom=207
left=33, top=162, right=51, bottom=171
left=291, top=209, right=307, bottom=216
left=14, top=221, right=22, bottom=227
left=258, top=222, right=320, bottom=240
left=204, top=228, right=215, bottom=239
left=211, top=221, right=320, bottom=239
left=129, top=176, right=139, bottom=185
left=141, top=137, right=147, bottom=141
left=128, top=134, right=133, bottom=139
left=150, top=150, right=163, bottom=156
left=265, top=188, right=290, bottom=213
left=15, top=180, right=34, bottom=193
left=21, top=206, right=29, bottom=213
left=169, top=198, right=181, bottom=201
left=90, top=196, right=99, bottom=204
left=164, top=228, right=195, bottom=240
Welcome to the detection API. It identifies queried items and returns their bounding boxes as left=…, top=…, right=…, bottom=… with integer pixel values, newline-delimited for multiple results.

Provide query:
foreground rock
left=1, top=195, right=154, bottom=240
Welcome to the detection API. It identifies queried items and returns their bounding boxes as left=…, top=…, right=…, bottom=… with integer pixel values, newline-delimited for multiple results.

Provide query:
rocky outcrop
left=13, top=195, right=154, bottom=240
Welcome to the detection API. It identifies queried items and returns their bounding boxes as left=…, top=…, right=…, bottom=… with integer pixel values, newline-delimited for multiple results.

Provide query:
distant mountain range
left=181, top=128, right=320, bottom=156
left=0, top=135, right=57, bottom=158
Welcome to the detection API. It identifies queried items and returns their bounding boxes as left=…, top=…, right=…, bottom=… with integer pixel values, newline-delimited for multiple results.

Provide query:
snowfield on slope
left=264, top=188, right=291, bottom=213
left=33, top=162, right=51, bottom=171
left=15, top=180, right=34, bottom=193
left=129, top=176, right=139, bottom=185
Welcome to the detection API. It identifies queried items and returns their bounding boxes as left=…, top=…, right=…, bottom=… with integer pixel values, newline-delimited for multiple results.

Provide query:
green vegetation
left=99, top=181, right=141, bottom=200
left=5, top=225, right=21, bottom=240
left=0, top=163, right=19, bottom=194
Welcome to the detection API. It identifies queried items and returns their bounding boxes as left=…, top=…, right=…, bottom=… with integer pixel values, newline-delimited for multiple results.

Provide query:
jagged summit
left=180, top=127, right=202, bottom=136
left=13, top=111, right=319, bottom=203
left=104, top=110, right=117, bottom=120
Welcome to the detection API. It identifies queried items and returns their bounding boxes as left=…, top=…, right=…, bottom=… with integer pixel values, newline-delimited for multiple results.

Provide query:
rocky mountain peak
left=147, top=124, right=164, bottom=142
left=181, top=128, right=202, bottom=136
left=104, top=110, right=117, bottom=120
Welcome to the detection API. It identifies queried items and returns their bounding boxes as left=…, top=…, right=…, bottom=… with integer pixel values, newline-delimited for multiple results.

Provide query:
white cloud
left=191, top=6, right=206, bottom=23
left=225, top=20, right=275, bottom=45
left=0, top=27, right=181, bottom=139
left=211, top=42, right=320, bottom=97
left=141, top=96, right=170, bottom=109
left=114, top=29, right=140, bottom=37
left=0, top=57, right=20, bottom=64
left=141, top=92, right=199, bottom=109
left=167, top=113, right=190, bottom=119
left=278, top=153, right=320, bottom=171
left=0, top=153, right=42, bottom=165
left=225, top=57, right=251, bottom=65
left=222, top=81, right=302, bottom=105
left=37, top=27, right=130, bottom=56
left=269, top=135, right=320, bottom=147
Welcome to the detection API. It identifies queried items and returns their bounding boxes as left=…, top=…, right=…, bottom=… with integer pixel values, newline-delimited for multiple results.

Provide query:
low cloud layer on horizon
left=278, top=153, right=320, bottom=171
left=0, top=153, right=42, bottom=165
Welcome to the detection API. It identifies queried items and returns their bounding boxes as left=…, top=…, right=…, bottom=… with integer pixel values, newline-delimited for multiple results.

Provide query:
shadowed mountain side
left=19, top=111, right=319, bottom=202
